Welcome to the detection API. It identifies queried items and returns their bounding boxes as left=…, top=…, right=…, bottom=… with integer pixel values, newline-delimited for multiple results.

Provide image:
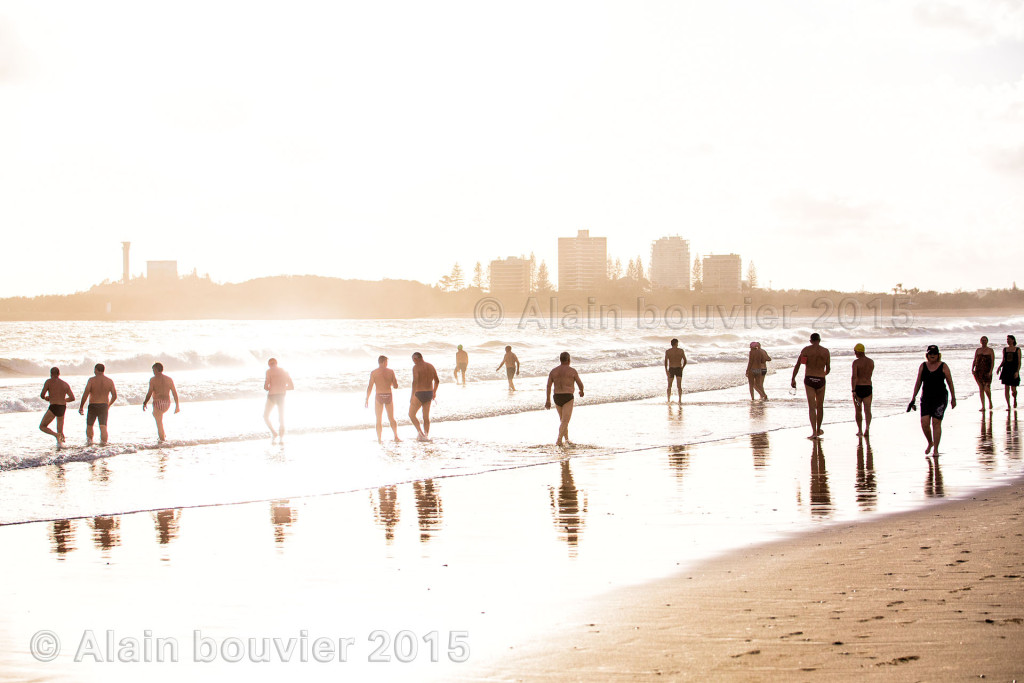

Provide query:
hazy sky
left=1, top=0, right=1022, bottom=297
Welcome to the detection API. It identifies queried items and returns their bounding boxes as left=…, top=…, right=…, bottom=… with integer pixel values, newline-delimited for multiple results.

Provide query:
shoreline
left=471, top=476, right=1024, bottom=680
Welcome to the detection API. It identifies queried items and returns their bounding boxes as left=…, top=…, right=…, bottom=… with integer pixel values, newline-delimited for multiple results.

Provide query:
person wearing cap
left=909, top=345, right=956, bottom=455
left=851, top=343, right=874, bottom=437
left=745, top=341, right=771, bottom=400
left=791, top=333, right=830, bottom=439
left=971, top=336, right=995, bottom=411
left=454, top=344, right=469, bottom=386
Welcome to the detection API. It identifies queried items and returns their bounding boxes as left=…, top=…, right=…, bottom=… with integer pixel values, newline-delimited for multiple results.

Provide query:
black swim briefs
left=414, top=391, right=433, bottom=404
left=854, top=385, right=872, bottom=399
left=668, top=367, right=683, bottom=378
left=553, top=393, right=574, bottom=407
left=804, top=376, right=826, bottom=390
left=47, top=404, right=67, bottom=417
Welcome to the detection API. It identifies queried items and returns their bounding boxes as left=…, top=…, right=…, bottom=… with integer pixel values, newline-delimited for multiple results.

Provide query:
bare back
left=851, top=357, right=874, bottom=386
left=548, top=365, right=581, bottom=394
left=665, top=347, right=686, bottom=368
left=800, top=344, right=830, bottom=378
left=84, top=375, right=116, bottom=405
left=370, top=368, right=398, bottom=394
left=265, top=367, right=294, bottom=395
left=412, top=362, right=439, bottom=392
left=43, top=378, right=74, bottom=406
left=148, top=374, right=176, bottom=400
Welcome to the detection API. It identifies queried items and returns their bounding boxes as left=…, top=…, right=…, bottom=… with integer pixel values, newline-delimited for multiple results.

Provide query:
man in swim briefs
left=264, top=358, right=294, bottom=442
left=972, top=336, right=995, bottom=412
left=409, top=352, right=440, bottom=441
left=664, top=338, right=687, bottom=403
left=142, top=362, right=180, bottom=442
left=851, top=343, right=874, bottom=437
left=791, top=333, right=830, bottom=439
left=366, top=355, right=401, bottom=443
left=496, top=345, right=520, bottom=391
left=39, top=367, right=75, bottom=448
left=454, top=344, right=469, bottom=385
left=545, top=351, right=585, bottom=447
left=79, top=363, right=117, bottom=445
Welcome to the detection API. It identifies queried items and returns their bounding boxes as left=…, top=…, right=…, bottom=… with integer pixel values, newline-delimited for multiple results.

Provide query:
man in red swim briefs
left=365, top=355, right=400, bottom=443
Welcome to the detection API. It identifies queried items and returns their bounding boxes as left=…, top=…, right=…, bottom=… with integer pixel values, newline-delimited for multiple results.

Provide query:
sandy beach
left=472, top=478, right=1024, bottom=681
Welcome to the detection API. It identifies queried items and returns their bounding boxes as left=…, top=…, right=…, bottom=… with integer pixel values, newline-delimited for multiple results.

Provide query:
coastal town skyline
left=2, top=1, right=1022, bottom=299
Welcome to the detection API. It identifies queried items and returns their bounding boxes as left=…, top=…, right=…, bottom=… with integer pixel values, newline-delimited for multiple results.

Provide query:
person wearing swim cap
left=851, top=343, right=874, bottom=437
left=745, top=341, right=771, bottom=400
left=454, top=344, right=469, bottom=385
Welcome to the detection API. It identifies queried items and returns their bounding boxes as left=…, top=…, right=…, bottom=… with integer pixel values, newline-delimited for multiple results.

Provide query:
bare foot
left=417, top=434, right=430, bottom=442
left=925, top=443, right=932, bottom=454
left=817, top=429, right=825, bottom=436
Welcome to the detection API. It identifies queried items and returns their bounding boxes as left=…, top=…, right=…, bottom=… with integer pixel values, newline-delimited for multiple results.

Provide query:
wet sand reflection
left=550, top=460, right=587, bottom=556
left=855, top=437, right=876, bottom=512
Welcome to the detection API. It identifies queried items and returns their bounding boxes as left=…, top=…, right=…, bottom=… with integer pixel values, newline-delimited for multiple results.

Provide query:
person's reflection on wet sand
left=978, top=412, right=996, bottom=470
left=89, top=459, right=111, bottom=484
left=90, top=516, right=120, bottom=553
left=926, top=456, right=944, bottom=498
left=50, top=519, right=75, bottom=558
left=154, top=508, right=182, bottom=546
left=855, top=437, right=876, bottom=512
left=1006, top=411, right=1020, bottom=461
left=270, top=500, right=296, bottom=546
left=750, top=432, right=770, bottom=470
left=371, top=486, right=400, bottom=543
left=413, top=479, right=443, bottom=542
left=667, top=445, right=690, bottom=480
left=550, top=460, right=587, bottom=556
left=810, top=440, right=831, bottom=518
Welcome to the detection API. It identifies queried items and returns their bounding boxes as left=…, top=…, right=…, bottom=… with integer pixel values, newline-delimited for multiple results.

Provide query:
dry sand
left=473, top=477, right=1024, bottom=681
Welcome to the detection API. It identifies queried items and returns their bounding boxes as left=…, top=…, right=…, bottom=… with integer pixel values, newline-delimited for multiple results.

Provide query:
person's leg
left=385, top=402, right=400, bottom=441
left=374, top=400, right=384, bottom=442
left=755, top=372, right=767, bottom=400
left=99, top=422, right=108, bottom=445
left=1013, top=385, right=1018, bottom=408
left=560, top=400, right=575, bottom=444
left=1006, top=385, right=1012, bottom=409
left=983, top=382, right=992, bottom=410
left=932, top=416, right=943, bottom=454
left=421, top=401, right=431, bottom=436
left=863, top=395, right=872, bottom=436
left=804, top=385, right=818, bottom=438
left=86, top=411, right=94, bottom=445
left=554, top=403, right=564, bottom=445
left=747, top=373, right=755, bottom=400
left=409, top=397, right=425, bottom=437
left=676, top=375, right=682, bottom=402
left=854, top=398, right=863, bottom=435
left=976, top=378, right=985, bottom=410
left=815, top=387, right=826, bottom=435
left=668, top=375, right=674, bottom=402
left=40, top=411, right=58, bottom=441
left=153, top=408, right=166, bottom=441
left=264, top=399, right=278, bottom=438
left=277, top=400, right=286, bottom=440
left=921, top=414, right=933, bottom=453
left=56, top=414, right=66, bottom=444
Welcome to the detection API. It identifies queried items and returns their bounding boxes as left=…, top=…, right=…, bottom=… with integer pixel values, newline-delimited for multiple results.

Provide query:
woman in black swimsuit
left=995, top=334, right=1020, bottom=410
left=909, top=345, right=956, bottom=456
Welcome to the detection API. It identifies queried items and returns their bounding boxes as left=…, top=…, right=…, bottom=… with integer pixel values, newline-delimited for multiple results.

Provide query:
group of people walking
left=758, top=333, right=1021, bottom=456
left=36, top=334, right=1021, bottom=455
left=38, top=363, right=180, bottom=448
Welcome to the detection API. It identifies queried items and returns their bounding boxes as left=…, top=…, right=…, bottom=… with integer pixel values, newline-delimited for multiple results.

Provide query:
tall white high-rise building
left=489, top=256, right=532, bottom=293
left=650, top=236, right=690, bottom=290
left=558, top=229, right=607, bottom=291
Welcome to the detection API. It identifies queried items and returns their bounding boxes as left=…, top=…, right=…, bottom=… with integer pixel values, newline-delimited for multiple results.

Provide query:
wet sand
left=472, top=478, right=1024, bottom=681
